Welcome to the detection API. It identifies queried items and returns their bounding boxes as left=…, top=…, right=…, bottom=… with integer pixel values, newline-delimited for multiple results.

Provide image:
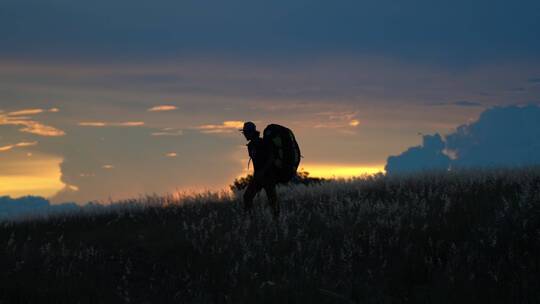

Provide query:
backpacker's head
left=240, top=121, right=259, bottom=141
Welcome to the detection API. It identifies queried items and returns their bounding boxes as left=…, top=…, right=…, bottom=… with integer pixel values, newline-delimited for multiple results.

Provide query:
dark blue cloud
left=386, top=105, right=540, bottom=174
left=0, top=196, right=79, bottom=220
left=385, top=134, right=450, bottom=174
left=446, top=105, right=540, bottom=168
left=1, top=0, right=539, bottom=63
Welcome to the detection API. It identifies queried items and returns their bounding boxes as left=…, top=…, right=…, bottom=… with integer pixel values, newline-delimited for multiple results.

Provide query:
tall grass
left=1, top=167, right=540, bottom=303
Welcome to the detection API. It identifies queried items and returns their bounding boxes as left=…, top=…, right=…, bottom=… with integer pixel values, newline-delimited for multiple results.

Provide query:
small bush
left=230, top=171, right=327, bottom=192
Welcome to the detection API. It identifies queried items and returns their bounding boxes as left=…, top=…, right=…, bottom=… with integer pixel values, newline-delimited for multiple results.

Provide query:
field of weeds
left=1, top=167, right=540, bottom=303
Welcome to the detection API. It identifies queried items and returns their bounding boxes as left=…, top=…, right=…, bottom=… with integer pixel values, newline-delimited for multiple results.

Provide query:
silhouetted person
left=240, top=121, right=280, bottom=219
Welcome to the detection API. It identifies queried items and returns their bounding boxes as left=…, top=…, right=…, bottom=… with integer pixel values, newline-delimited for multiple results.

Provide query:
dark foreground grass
left=2, top=167, right=540, bottom=303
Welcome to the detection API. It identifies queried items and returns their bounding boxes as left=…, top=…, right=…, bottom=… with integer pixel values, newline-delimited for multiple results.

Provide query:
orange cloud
left=165, top=152, right=177, bottom=157
left=0, top=110, right=65, bottom=137
left=66, top=184, right=80, bottom=191
left=16, top=141, right=38, bottom=147
left=79, top=121, right=145, bottom=127
left=19, top=121, right=66, bottom=136
left=118, top=121, right=145, bottom=127
left=7, top=107, right=60, bottom=116
left=7, top=108, right=44, bottom=116
left=148, top=105, right=178, bottom=112
left=313, top=111, right=361, bottom=131
left=78, top=122, right=107, bottom=127
left=102, top=164, right=114, bottom=169
left=0, top=141, right=38, bottom=152
left=79, top=173, right=96, bottom=177
left=151, top=128, right=183, bottom=136
left=197, top=120, right=244, bottom=134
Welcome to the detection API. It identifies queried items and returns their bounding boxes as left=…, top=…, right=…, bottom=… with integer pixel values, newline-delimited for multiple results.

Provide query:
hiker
left=240, top=121, right=302, bottom=219
left=240, top=121, right=280, bottom=219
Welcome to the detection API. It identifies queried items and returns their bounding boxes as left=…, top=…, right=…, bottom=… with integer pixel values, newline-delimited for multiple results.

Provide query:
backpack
left=263, top=124, right=301, bottom=183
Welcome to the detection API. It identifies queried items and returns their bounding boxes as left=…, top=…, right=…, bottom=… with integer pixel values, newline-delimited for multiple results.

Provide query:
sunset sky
left=1, top=0, right=539, bottom=203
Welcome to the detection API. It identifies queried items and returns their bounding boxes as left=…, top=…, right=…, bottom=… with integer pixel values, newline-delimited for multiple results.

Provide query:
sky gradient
left=1, top=0, right=539, bottom=203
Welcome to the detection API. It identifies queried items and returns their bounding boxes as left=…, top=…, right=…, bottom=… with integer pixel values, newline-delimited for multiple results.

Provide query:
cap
left=240, top=121, right=257, bottom=133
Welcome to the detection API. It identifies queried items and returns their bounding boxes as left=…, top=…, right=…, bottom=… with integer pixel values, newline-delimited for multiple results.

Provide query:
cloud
left=452, top=100, right=483, bottom=107
left=66, top=184, right=79, bottom=191
left=348, top=119, right=360, bottom=127
left=118, top=122, right=145, bottom=127
left=0, top=111, right=65, bottom=137
left=151, top=128, right=184, bottom=136
left=1, top=0, right=539, bottom=65
left=79, top=173, right=96, bottom=178
left=78, top=121, right=145, bottom=127
left=0, top=145, right=14, bottom=152
left=385, top=134, right=451, bottom=174
left=0, top=141, right=38, bottom=152
left=313, top=111, right=360, bottom=130
left=102, top=165, right=114, bottom=169
left=0, top=196, right=79, bottom=220
left=8, top=109, right=44, bottom=116
left=508, top=87, right=526, bottom=93
left=386, top=105, right=540, bottom=174
left=6, top=108, right=60, bottom=116
left=148, top=105, right=178, bottom=112
left=165, top=152, right=177, bottom=157
left=18, top=121, right=66, bottom=136
left=427, top=100, right=483, bottom=107
left=78, top=122, right=106, bottom=127
left=528, top=78, right=540, bottom=84
left=445, top=105, right=540, bottom=167
left=197, top=121, right=244, bottom=134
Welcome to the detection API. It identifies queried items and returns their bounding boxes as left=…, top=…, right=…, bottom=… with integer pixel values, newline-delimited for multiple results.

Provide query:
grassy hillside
left=2, top=168, right=540, bottom=303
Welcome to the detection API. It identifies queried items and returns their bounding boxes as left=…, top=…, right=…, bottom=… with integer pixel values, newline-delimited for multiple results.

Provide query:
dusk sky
left=1, top=0, right=539, bottom=203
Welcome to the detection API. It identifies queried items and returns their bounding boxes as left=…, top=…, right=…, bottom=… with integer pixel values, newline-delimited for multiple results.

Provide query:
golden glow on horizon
left=198, top=120, right=244, bottom=134
left=0, top=154, right=66, bottom=198
left=300, top=163, right=385, bottom=179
